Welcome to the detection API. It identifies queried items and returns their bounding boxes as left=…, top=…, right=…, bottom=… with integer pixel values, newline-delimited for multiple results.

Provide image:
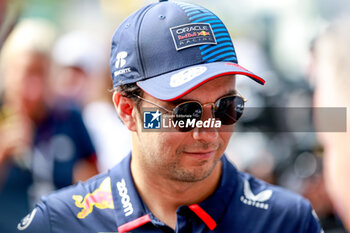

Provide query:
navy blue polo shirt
left=17, top=153, right=323, bottom=233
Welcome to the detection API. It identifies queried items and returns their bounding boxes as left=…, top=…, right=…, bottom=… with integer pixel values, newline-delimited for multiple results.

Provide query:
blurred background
left=0, top=0, right=349, bottom=232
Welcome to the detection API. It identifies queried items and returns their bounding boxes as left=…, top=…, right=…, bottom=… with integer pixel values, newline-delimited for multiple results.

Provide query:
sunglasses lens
left=173, top=102, right=202, bottom=132
left=215, top=96, right=244, bottom=125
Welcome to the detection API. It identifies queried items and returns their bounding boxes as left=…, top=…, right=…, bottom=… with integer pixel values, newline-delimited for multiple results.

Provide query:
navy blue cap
left=110, top=1, right=265, bottom=101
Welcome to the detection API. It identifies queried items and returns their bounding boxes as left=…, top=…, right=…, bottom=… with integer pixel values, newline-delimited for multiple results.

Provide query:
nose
left=192, top=105, right=219, bottom=143
left=202, top=103, right=216, bottom=120
left=192, top=125, right=219, bottom=143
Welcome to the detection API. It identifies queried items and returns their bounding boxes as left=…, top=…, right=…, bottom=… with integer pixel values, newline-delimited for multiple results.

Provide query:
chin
left=173, top=160, right=220, bottom=183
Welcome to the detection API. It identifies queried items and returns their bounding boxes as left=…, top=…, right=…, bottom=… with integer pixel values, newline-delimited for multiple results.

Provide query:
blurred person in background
left=51, top=31, right=104, bottom=109
left=300, top=153, right=347, bottom=232
left=311, top=16, right=350, bottom=231
left=0, top=19, right=98, bottom=233
left=52, top=31, right=131, bottom=172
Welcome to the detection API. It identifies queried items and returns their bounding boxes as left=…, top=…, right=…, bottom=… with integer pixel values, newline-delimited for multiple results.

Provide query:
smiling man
left=17, top=1, right=322, bottom=232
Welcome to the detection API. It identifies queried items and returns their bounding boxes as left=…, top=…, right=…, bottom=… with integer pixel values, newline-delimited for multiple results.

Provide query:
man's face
left=4, top=52, right=50, bottom=112
left=133, top=75, right=235, bottom=182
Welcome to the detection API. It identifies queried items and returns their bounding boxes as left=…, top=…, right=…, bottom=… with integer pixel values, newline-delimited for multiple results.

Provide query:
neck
left=130, top=152, right=222, bottom=229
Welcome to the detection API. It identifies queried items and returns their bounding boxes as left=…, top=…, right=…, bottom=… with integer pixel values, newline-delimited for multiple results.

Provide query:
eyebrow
left=171, top=89, right=237, bottom=105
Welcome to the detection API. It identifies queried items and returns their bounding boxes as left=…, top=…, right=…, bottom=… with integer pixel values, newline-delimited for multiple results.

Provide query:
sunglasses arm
left=133, top=95, right=173, bottom=113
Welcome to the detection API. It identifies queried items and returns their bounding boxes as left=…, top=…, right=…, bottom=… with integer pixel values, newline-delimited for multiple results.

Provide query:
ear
left=112, top=92, right=138, bottom=132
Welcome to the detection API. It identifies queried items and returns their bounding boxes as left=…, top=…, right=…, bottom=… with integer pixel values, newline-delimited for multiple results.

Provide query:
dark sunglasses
left=135, top=93, right=246, bottom=132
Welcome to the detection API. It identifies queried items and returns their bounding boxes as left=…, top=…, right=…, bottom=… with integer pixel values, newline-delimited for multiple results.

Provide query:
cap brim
left=137, top=61, right=265, bottom=101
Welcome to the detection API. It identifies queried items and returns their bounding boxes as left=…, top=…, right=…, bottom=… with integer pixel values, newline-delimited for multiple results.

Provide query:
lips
left=183, top=150, right=215, bottom=159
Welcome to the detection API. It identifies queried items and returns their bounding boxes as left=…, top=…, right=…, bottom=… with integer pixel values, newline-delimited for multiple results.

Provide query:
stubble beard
left=166, top=154, right=221, bottom=183
left=140, top=141, right=223, bottom=184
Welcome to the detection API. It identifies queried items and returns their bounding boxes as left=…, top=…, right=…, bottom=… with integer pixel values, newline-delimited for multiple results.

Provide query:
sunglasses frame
left=133, top=91, right=247, bottom=126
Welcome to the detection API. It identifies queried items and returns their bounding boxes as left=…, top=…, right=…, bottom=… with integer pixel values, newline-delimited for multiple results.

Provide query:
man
left=311, top=17, right=350, bottom=230
left=0, top=19, right=98, bottom=233
left=17, top=1, right=322, bottom=232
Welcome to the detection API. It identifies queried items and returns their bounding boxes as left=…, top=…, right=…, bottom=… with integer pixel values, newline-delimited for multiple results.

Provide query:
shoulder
left=44, top=171, right=111, bottom=215
left=238, top=171, right=307, bottom=209
left=17, top=172, right=115, bottom=233
left=223, top=158, right=312, bottom=213
left=229, top=169, right=322, bottom=232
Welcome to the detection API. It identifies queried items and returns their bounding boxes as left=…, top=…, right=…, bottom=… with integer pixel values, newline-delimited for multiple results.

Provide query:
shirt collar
left=109, top=153, right=149, bottom=230
left=191, top=155, right=238, bottom=228
left=109, top=153, right=238, bottom=232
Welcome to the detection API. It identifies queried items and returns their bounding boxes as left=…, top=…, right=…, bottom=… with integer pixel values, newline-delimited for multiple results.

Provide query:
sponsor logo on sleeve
left=72, top=177, right=114, bottom=219
left=240, top=180, right=273, bottom=210
left=17, top=208, right=38, bottom=230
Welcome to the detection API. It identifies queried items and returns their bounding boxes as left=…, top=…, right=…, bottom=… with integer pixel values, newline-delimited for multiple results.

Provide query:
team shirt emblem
left=72, top=177, right=114, bottom=219
left=240, top=180, right=273, bottom=210
left=116, top=178, right=134, bottom=217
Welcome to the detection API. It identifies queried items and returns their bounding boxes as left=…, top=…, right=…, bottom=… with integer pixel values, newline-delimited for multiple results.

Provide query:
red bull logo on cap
left=72, top=177, right=114, bottom=219
left=170, top=23, right=217, bottom=50
left=198, top=31, right=210, bottom=36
